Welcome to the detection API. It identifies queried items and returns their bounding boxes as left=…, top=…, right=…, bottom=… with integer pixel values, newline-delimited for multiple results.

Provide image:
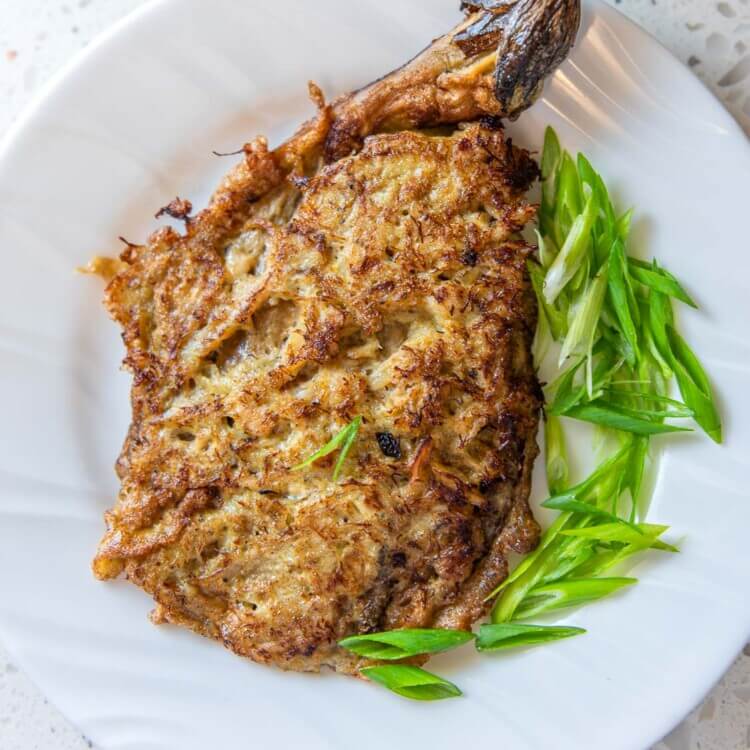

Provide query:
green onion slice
left=339, top=628, right=474, bottom=660
left=563, top=401, right=692, bottom=435
left=476, top=622, right=585, bottom=652
left=293, top=416, right=362, bottom=481
left=360, top=665, right=462, bottom=701
left=512, top=577, right=637, bottom=620
left=544, top=415, right=569, bottom=496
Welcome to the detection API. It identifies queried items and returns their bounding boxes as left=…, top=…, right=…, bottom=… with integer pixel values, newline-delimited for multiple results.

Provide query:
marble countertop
left=0, top=1, right=748, bottom=748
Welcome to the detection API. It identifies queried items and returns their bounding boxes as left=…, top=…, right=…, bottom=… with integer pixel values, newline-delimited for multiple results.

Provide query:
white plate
left=0, top=1, right=748, bottom=748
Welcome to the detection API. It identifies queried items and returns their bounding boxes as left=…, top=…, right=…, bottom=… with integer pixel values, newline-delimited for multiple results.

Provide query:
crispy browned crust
left=94, top=121, right=542, bottom=673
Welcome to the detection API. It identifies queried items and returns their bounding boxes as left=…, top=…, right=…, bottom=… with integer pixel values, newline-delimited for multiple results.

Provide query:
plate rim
left=0, top=1, right=748, bottom=749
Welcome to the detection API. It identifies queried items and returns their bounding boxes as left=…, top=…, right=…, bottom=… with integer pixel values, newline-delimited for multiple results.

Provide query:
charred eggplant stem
left=322, top=0, right=580, bottom=160
left=457, top=0, right=581, bottom=118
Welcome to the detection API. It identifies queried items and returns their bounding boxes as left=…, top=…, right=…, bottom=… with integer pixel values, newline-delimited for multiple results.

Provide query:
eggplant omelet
left=91, top=0, right=582, bottom=674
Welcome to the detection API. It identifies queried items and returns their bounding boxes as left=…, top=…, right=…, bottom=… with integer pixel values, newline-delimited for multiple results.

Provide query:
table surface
left=0, top=1, right=748, bottom=748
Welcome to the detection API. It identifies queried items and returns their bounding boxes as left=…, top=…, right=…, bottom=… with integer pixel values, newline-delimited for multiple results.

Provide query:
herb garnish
left=475, top=623, right=585, bottom=651
left=360, top=665, right=462, bottom=701
left=490, top=126, right=719, bottom=627
left=339, top=628, right=473, bottom=660
left=293, top=416, right=362, bottom=481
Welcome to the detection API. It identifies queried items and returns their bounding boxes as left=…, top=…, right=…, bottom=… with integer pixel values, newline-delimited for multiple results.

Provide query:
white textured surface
left=0, top=2, right=748, bottom=749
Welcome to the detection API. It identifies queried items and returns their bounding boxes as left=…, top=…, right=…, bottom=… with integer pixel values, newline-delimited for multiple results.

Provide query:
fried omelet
left=91, top=0, right=583, bottom=674
left=94, top=121, right=541, bottom=673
